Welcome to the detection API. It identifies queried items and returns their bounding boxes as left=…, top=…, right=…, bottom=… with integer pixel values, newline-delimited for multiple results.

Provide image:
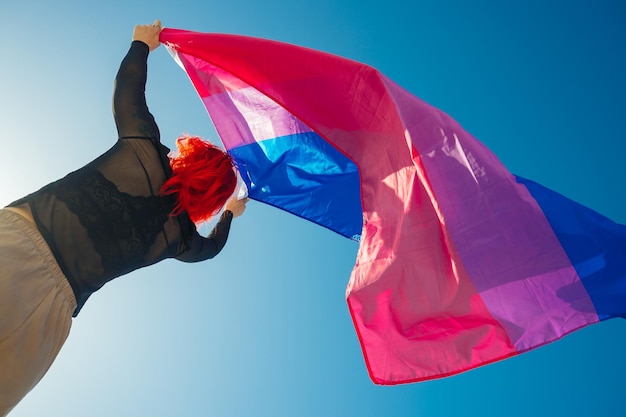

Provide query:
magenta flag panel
left=161, top=28, right=626, bottom=384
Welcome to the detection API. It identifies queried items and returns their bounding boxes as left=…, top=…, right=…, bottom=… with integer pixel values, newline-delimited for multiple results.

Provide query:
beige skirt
left=0, top=209, right=77, bottom=416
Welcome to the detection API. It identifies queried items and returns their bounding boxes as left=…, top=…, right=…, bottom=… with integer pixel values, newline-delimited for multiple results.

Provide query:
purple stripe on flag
left=202, top=87, right=314, bottom=149
left=175, top=50, right=314, bottom=150
left=381, top=76, right=599, bottom=351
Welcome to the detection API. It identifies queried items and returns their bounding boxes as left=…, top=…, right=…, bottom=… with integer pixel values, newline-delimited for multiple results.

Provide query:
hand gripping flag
left=160, top=28, right=626, bottom=384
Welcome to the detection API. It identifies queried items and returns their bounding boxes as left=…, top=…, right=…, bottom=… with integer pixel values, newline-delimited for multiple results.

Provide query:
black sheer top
left=9, top=41, right=233, bottom=315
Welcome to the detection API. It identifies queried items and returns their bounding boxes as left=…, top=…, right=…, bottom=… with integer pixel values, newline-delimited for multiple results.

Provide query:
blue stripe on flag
left=517, top=176, right=626, bottom=320
left=229, top=132, right=363, bottom=241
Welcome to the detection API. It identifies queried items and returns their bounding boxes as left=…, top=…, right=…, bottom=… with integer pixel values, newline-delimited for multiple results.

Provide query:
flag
left=160, top=28, right=626, bottom=384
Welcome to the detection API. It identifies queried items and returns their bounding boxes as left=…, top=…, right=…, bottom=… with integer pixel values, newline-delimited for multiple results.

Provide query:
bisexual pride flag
left=160, top=28, right=626, bottom=384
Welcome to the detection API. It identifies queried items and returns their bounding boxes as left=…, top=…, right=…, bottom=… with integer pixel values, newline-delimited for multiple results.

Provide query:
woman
left=0, top=21, right=247, bottom=415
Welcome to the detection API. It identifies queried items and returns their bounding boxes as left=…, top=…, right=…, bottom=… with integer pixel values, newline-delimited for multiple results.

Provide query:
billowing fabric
left=160, top=28, right=626, bottom=384
left=8, top=41, right=233, bottom=315
left=0, top=209, right=76, bottom=416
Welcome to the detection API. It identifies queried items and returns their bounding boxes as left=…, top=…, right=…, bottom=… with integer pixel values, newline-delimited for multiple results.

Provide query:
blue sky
left=1, top=1, right=625, bottom=416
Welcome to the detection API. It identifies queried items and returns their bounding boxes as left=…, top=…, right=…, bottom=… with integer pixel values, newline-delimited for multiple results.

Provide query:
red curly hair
left=161, top=136, right=237, bottom=223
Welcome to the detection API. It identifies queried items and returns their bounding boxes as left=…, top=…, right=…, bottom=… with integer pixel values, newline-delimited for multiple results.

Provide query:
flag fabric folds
left=160, top=28, right=626, bottom=384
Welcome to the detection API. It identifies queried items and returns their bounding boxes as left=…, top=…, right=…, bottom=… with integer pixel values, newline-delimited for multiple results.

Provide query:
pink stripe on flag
left=177, top=51, right=249, bottom=96
left=346, top=144, right=517, bottom=383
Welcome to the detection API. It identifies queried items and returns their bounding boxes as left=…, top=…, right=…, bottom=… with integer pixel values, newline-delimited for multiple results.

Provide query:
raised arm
left=113, top=21, right=162, bottom=140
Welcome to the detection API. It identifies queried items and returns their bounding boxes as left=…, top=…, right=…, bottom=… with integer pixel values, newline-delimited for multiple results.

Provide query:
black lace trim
left=55, top=170, right=172, bottom=274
